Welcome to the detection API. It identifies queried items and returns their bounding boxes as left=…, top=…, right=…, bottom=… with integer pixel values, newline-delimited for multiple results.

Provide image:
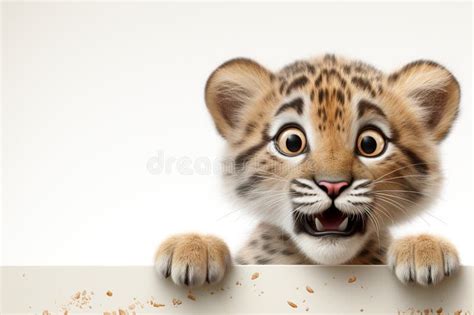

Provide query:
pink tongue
left=317, top=211, right=347, bottom=230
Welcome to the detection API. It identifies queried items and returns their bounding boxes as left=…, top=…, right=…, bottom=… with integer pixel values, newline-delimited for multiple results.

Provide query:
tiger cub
left=155, top=55, right=460, bottom=287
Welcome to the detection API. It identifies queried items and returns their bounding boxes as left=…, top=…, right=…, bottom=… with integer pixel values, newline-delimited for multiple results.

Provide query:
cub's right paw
left=155, top=234, right=231, bottom=287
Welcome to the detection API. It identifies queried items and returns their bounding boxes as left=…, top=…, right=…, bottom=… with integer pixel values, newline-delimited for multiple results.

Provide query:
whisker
left=373, top=162, right=434, bottom=182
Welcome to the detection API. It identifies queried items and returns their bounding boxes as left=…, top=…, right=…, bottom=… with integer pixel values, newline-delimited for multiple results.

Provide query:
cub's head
left=205, top=55, right=460, bottom=264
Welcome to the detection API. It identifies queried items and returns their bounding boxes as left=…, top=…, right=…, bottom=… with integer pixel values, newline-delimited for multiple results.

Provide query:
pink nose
left=318, top=181, right=349, bottom=198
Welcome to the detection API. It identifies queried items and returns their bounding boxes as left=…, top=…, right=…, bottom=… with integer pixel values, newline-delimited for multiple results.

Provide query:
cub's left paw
left=388, top=234, right=459, bottom=286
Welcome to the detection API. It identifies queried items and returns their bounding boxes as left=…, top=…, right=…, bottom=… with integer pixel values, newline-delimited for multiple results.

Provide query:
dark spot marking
left=397, top=145, right=429, bottom=174
left=318, top=89, right=325, bottom=103
left=279, top=80, right=287, bottom=94
left=387, top=72, right=399, bottom=82
left=322, top=108, right=328, bottom=122
left=245, top=122, right=257, bottom=135
left=314, top=74, right=323, bottom=88
left=183, top=264, right=190, bottom=286
left=351, top=77, right=376, bottom=97
left=371, top=257, right=383, bottom=264
left=236, top=173, right=264, bottom=197
left=281, top=61, right=316, bottom=76
left=336, top=89, right=345, bottom=104
left=275, top=98, right=304, bottom=116
left=291, top=179, right=313, bottom=190
left=261, top=234, right=272, bottom=240
left=235, top=141, right=267, bottom=171
left=286, top=76, right=309, bottom=95
left=235, top=257, right=247, bottom=265
left=265, top=247, right=278, bottom=255
left=357, top=99, right=386, bottom=119
left=281, top=249, right=295, bottom=256
left=256, top=258, right=272, bottom=264
left=346, top=89, right=352, bottom=101
left=377, top=85, right=383, bottom=94
left=340, top=78, right=347, bottom=88
left=323, top=54, right=336, bottom=63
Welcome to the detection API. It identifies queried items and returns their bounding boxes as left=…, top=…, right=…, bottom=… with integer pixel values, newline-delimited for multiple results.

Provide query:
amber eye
left=275, top=126, right=307, bottom=156
left=356, top=128, right=386, bottom=157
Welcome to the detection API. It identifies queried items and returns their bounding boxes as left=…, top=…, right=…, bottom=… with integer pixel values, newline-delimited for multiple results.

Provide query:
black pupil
left=361, top=136, right=377, bottom=154
left=286, top=134, right=302, bottom=152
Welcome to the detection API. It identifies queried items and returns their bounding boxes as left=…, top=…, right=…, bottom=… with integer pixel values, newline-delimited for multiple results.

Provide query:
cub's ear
left=388, top=60, right=460, bottom=142
left=205, top=58, right=273, bottom=139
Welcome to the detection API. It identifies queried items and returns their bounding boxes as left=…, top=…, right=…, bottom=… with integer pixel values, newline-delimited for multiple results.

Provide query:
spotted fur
left=156, top=54, right=460, bottom=286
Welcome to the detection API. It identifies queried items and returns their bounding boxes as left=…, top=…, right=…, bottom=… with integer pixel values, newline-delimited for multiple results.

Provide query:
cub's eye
left=356, top=128, right=386, bottom=157
left=275, top=126, right=307, bottom=156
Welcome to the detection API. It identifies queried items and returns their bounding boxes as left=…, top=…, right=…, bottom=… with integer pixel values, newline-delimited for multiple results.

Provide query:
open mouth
left=294, top=205, right=366, bottom=237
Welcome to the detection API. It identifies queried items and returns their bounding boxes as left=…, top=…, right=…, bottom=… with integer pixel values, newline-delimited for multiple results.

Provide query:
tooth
left=338, top=217, right=349, bottom=231
left=315, top=218, right=325, bottom=231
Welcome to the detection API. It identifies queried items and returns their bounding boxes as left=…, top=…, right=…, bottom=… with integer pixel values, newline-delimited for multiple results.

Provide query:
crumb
left=454, top=310, right=462, bottom=315
left=287, top=301, right=298, bottom=309
left=210, top=291, right=214, bottom=295
left=103, top=312, right=111, bottom=315
left=360, top=308, right=364, bottom=312
left=128, top=305, right=135, bottom=310
left=305, top=286, right=314, bottom=293
left=118, top=309, right=127, bottom=315
left=235, top=281, right=241, bottom=286
left=43, top=311, right=50, bottom=315
left=152, top=303, right=165, bottom=308
left=187, top=293, right=196, bottom=301
left=436, top=308, right=443, bottom=315
left=73, top=292, right=81, bottom=300
left=172, top=298, right=182, bottom=306
left=106, top=290, right=113, bottom=297
left=305, top=307, right=309, bottom=312
left=251, top=272, right=260, bottom=280
left=348, top=276, right=357, bottom=283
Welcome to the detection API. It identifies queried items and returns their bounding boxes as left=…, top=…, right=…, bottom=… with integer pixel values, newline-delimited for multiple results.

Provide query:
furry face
left=204, top=55, right=459, bottom=264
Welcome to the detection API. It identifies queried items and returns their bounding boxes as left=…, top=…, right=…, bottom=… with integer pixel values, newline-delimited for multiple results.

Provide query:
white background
left=1, top=2, right=472, bottom=265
